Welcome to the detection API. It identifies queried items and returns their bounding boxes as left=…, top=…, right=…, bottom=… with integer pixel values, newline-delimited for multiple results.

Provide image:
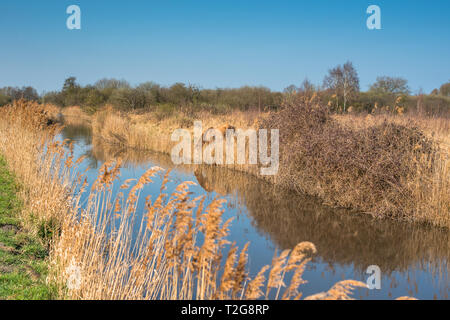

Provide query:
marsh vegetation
left=1, top=79, right=448, bottom=299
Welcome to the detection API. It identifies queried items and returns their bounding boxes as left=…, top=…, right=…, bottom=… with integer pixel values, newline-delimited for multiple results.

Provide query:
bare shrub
left=261, top=95, right=443, bottom=224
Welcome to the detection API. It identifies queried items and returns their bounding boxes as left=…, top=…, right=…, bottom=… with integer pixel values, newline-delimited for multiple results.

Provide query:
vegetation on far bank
left=58, top=92, right=450, bottom=229
left=2, top=99, right=392, bottom=300
left=1, top=62, right=450, bottom=117
left=0, top=156, right=54, bottom=299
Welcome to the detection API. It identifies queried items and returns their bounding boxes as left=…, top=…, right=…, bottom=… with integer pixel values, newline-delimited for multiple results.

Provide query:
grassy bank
left=62, top=101, right=450, bottom=229
left=0, top=156, right=54, bottom=299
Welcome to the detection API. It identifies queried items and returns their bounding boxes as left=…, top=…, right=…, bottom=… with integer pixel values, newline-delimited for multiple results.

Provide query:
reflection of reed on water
left=91, top=135, right=195, bottom=174
left=61, top=124, right=92, bottom=145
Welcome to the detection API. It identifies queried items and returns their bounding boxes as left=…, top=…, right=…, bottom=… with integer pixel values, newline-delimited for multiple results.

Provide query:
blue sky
left=0, top=0, right=449, bottom=94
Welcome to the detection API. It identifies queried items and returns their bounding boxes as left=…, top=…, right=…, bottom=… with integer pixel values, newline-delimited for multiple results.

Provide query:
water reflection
left=61, top=124, right=450, bottom=299
left=190, top=166, right=450, bottom=275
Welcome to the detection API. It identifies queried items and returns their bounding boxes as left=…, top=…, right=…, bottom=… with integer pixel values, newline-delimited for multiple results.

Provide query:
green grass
left=0, top=155, right=55, bottom=299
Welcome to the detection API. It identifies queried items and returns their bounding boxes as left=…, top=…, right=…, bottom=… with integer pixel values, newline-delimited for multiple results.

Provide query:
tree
left=43, top=91, right=65, bottom=106
left=165, top=83, right=189, bottom=106
left=284, top=85, right=298, bottom=95
left=341, top=62, right=360, bottom=111
left=61, top=77, right=83, bottom=106
left=0, top=86, right=39, bottom=102
left=369, top=76, right=410, bottom=95
left=323, top=66, right=343, bottom=109
left=299, top=78, right=315, bottom=94
left=323, top=61, right=359, bottom=112
left=85, top=88, right=106, bottom=107
left=0, top=92, right=11, bottom=106
left=439, top=82, right=450, bottom=97
left=137, top=82, right=162, bottom=104
left=94, top=78, right=130, bottom=90
left=109, top=87, right=151, bottom=110
left=63, top=77, right=79, bottom=92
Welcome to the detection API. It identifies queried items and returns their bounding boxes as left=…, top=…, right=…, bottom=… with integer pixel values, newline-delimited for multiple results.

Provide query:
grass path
left=0, top=155, right=54, bottom=299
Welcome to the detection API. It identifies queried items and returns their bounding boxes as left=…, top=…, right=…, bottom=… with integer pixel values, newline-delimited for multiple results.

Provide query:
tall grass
left=0, top=100, right=74, bottom=236
left=90, top=106, right=258, bottom=155
left=49, top=163, right=323, bottom=299
left=0, top=100, right=378, bottom=300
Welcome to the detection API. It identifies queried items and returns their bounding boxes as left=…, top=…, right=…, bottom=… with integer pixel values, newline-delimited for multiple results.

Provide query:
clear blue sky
left=1, top=0, right=449, bottom=94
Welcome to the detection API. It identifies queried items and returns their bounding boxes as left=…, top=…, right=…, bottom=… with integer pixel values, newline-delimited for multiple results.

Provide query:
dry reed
left=74, top=103, right=449, bottom=228
left=0, top=100, right=418, bottom=300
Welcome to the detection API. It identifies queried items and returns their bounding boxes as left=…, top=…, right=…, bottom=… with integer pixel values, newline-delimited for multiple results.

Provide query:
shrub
left=154, top=103, right=176, bottom=121
left=0, top=93, right=11, bottom=106
left=261, top=96, right=437, bottom=221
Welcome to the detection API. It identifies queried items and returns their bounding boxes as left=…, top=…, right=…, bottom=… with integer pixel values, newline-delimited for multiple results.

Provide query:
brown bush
left=261, top=96, right=438, bottom=221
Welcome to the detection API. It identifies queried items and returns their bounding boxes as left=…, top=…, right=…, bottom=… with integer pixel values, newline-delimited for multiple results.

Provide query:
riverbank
left=62, top=103, right=450, bottom=229
left=1, top=99, right=382, bottom=300
left=0, top=156, right=54, bottom=299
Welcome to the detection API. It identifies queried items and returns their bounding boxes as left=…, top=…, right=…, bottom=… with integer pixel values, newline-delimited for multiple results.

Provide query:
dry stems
left=0, top=100, right=375, bottom=300
left=0, top=100, right=421, bottom=300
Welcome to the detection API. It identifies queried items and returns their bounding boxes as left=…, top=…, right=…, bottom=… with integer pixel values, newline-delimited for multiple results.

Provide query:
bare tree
left=94, top=78, right=130, bottom=90
left=342, top=62, right=359, bottom=112
left=369, top=76, right=410, bottom=95
left=283, top=85, right=298, bottom=95
left=0, top=86, right=39, bottom=101
left=323, top=62, right=359, bottom=112
left=323, top=66, right=343, bottom=109
left=299, top=78, right=315, bottom=95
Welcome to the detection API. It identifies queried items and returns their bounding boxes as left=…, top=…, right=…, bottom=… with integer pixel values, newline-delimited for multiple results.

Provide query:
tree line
left=1, top=62, right=449, bottom=116
left=38, top=77, right=282, bottom=114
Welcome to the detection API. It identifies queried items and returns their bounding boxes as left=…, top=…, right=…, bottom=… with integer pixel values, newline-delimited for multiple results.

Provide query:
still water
left=60, top=124, right=449, bottom=300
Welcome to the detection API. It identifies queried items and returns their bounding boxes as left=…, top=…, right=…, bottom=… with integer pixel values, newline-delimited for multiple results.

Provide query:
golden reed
left=0, top=100, right=415, bottom=300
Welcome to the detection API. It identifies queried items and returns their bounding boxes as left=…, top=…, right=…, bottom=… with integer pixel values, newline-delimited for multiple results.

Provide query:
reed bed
left=67, top=102, right=449, bottom=228
left=0, top=100, right=383, bottom=300
left=49, top=163, right=325, bottom=299
left=61, top=106, right=92, bottom=126
left=91, top=106, right=258, bottom=154
left=84, top=142, right=449, bottom=285
left=0, top=100, right=74, bottom=236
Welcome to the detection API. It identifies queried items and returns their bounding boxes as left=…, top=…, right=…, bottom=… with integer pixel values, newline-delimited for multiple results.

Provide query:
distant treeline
left=44, top=77, right=283, bottom=114
left=1, top=63, right=449, bottom=116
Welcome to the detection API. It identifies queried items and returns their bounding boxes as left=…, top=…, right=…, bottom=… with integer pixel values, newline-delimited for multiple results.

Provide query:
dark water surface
left=60, top=124, right=449, bottom=300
